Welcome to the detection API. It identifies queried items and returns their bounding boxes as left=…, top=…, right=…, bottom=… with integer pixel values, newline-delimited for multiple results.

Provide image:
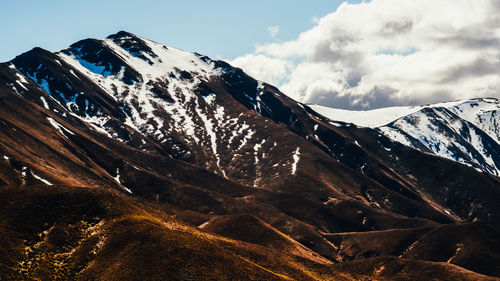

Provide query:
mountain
left=310, top=98, right=500, bottom=176
left=0, top=31, right=499, bottom=280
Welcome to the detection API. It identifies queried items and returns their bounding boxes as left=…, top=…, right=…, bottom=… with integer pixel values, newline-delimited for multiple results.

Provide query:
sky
left=231, top=0, right=500, bottom=109
left=1, top=0, right=499, bottom=109
left=0, top=0, right=358, bottom=61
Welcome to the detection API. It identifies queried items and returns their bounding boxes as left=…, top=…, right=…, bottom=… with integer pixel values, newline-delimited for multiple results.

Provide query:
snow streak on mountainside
left=310, top=99, right=500, bottom=176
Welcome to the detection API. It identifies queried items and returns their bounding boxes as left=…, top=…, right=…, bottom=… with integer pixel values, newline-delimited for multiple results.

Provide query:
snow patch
left=40, top=96, right=50, bottom=109
left=309, top=100, right=466, bottom=128
left=32, top=173, right=53, bottom=185
left=46, top=117, right=74, bottom=137
left=291, top=147, right=301, bottom=175
left=113, top=168, right=132, bottom=194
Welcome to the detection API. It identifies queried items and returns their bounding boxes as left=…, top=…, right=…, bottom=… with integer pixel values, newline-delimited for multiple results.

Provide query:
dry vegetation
left=0, top=185, right=369, bottom=280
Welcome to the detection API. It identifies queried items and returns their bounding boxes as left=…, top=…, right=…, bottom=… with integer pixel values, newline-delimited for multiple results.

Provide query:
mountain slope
left=0, top=31, right=499, bottom=280
left=0, top=185, right=347, bottom=281
left=310, top=98, right=500, bottom=176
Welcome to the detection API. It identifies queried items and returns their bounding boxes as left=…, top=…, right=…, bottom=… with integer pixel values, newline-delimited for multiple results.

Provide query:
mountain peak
left=11, top=47, right=53, bottom=63
left=106, top=30, right=138, bottom=39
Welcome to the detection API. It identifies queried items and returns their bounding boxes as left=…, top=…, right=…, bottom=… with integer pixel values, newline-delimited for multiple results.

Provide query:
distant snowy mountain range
left=310, top=98, right=500, bottom=176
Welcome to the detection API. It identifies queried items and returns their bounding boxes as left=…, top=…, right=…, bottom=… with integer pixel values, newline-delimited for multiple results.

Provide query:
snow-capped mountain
left=2, top=30, right=498, bottom=223
left=310, top=98, right=500, bottom=176
left=0, top=31, right=499, bottom=280
left=8, top=31, right=323, bottom=188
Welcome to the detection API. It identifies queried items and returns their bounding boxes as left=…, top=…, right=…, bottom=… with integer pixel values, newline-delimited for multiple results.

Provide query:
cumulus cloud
left=267, top=26, right=280, bottom=38
left=229, top=54, right=292, bottom=86
left=230, top=0, right=500, bottom=109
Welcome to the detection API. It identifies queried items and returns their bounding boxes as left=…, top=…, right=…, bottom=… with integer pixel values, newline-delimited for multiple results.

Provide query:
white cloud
left=267, top=26, right=280, bottom=38
left=230, top=0, right=500, bottom=109
left=311, top=16, right=321, bottom=24
left=229, top=54, right=292, bottom=86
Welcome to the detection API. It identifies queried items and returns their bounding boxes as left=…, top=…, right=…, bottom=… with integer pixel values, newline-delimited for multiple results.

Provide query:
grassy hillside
left=0, top=185, right=366, bottom=281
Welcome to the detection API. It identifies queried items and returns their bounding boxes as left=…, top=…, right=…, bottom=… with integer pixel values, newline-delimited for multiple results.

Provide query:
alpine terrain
left=0, top=31, right=498, bottom=280
left=311, top=99, right=500, bottom=176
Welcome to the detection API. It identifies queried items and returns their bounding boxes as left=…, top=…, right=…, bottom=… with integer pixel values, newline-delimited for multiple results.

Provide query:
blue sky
left=0, top=0, right=361, bottom=62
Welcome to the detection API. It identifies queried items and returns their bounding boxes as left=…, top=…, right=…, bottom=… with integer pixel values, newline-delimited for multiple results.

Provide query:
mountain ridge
left=309, top=98, right=500, bottom=176
left=0, top=31, right=499, bottom=280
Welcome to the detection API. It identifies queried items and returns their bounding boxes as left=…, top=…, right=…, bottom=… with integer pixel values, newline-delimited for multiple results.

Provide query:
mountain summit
left=0, top=31, right=499, bottom=280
